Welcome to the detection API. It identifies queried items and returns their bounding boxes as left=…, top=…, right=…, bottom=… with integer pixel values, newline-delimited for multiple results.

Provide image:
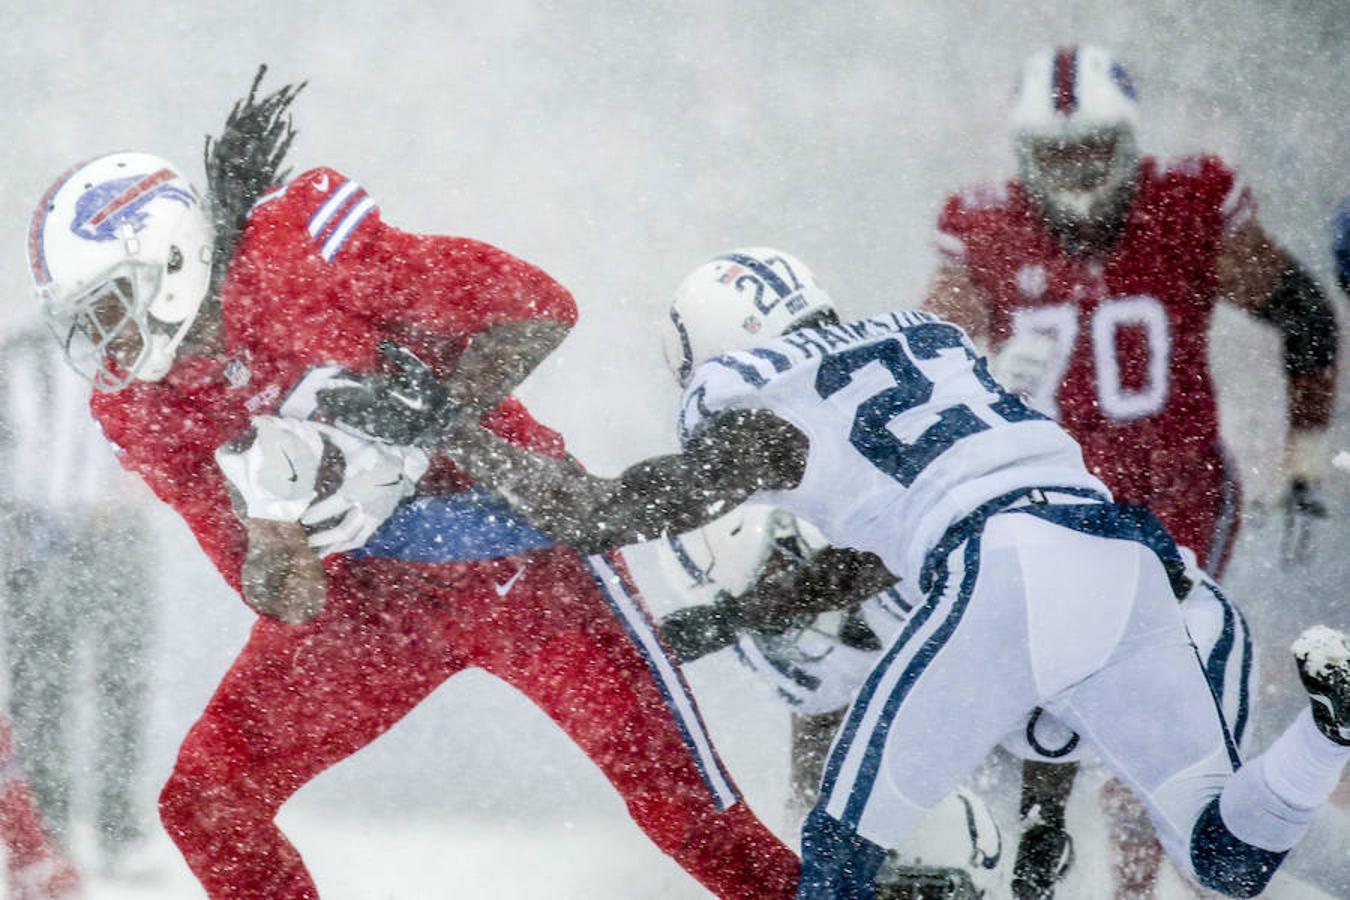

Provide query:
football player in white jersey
left=662, top=505, right=1263, bottom=897
left=333, top=247, right=1350, bottom=900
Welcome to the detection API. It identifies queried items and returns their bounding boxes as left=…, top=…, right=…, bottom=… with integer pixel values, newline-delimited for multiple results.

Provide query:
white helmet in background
left=28, top=151, right=214, bottom=391
left=1010, top=45, right=1141, bottom=230
left=663, top=247, right=835, bottom=386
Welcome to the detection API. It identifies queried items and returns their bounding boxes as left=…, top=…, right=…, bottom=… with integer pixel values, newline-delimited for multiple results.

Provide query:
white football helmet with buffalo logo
left=1010, top=45, right=1141, bottom=230
left=28, top=151, right=214, bottom=391
left=662, top=247, right=835, bottom=386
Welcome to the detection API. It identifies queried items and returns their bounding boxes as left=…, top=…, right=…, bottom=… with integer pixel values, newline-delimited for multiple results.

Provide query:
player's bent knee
left=159, top=770, right=205, bottom=844
left=1189, top=797, right=1287, bottom=897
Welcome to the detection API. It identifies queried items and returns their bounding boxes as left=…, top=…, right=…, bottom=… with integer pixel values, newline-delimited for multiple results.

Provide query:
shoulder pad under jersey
left=1147, top=154, right=1250, bottom=233
left=677, top=350, right=780, bottom=446
left=935, top=181, right=1015, bottom=262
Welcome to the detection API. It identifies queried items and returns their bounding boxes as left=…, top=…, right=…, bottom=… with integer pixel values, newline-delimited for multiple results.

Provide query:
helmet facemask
left=42, top=249, right=202, bottom=392
left=1016, top=123, right=1139, bottom=241
left=1008, top=46, right=1142, bottom=250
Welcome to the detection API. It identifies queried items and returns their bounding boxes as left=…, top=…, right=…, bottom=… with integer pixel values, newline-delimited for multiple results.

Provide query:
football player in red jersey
left=25, top=69, right=799, bottom=900
left=926, top=45, right=1338, bottom=578
left=924, top=46, right=1340, bottom=899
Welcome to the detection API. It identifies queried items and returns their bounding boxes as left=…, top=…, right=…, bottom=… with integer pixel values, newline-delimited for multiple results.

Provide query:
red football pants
left=159, top=546, right=798, bottom=899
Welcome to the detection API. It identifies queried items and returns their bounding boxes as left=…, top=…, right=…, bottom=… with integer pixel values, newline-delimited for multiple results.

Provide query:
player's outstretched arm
left=1218, top=217, right=1339, bottom=558
left=443, top=319, right=571, bottom=419
left=1218, top=217, right=1339, bottom=437
left=440, top=408, right=808, bottom=554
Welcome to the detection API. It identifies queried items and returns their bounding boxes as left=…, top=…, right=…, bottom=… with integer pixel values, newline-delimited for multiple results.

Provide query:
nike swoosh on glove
left=301, top=433, right=430, bottom=557
left=215, top=416, right=327, bottom=521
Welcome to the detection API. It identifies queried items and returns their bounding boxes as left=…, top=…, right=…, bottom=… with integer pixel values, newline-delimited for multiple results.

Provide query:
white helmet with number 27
left=663, top=247, right=835, bottom=386
left=27, top=151, right=214, bottom=392
left=1010, top=45, right=1141, bottom=229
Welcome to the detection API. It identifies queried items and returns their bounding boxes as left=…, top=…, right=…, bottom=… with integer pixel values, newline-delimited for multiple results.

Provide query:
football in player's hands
left=301, top=433, right=430, bottom=557
left=215, top=416, right=328, bottom=521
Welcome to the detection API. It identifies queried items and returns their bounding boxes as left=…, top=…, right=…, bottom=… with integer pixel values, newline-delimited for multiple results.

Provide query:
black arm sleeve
left=660, top=596, right=743, bottom=663
left=1254, top=263, right=1339, bottom=375
left=561, top=408, right=808, bottom=552
left=659, top=546, right=898, bottom=664
left=733, top=546, right=898, bottom=632
left=440, top=407, right=807, bottom=554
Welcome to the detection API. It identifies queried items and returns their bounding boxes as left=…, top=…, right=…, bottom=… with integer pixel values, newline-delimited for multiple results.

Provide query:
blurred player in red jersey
left=924, top=46, right=1341, bottom=899
left=0, top=717, right=80, bottom=899
left=926, top=45, right=1338, bottom=577
left=24, top=69, right=799, bottom=899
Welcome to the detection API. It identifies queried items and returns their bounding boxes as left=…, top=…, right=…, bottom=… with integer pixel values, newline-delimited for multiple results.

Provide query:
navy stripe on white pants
left=801, top=509, right=1266, bottom=897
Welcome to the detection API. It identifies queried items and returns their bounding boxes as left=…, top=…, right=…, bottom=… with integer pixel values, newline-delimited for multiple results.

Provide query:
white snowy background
left=0, top=1, right=1346, bottom=896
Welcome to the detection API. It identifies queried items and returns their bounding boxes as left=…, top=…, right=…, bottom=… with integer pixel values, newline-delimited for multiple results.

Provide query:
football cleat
left=874, top=861, right=983, bottom=900
left=1292, top=626, right=1350, bottom=746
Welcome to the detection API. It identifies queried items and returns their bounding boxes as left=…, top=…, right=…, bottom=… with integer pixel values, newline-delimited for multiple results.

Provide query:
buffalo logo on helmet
left=70, top=170, right=195, bottom=242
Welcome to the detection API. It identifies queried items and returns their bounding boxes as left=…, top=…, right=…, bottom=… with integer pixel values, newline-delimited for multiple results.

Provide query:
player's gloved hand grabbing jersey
left=314, top=341, right=459, bottom=446
left=215, top=415, right=428, bottom=557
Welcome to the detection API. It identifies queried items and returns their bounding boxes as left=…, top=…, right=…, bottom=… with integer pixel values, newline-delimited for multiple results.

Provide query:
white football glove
left=300, top=432, right=429, bottom=557
left=1279, top=428, right=1330, bottom=564
left=215, top=416, right=327, bottom=521
left=990, top=330, right=1057, bottom=398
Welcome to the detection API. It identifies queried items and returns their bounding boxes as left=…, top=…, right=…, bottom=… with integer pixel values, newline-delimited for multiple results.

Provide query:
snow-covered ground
left=53, top=766, right=1349, bottom=898
left=1, top=2, right=1347, bottom=897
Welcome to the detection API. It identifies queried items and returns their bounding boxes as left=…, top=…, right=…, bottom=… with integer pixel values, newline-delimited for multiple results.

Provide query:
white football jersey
left=678, top=311, right=1109, bottom=585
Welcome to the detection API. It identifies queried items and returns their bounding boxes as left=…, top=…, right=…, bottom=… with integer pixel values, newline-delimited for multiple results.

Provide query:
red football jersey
left=93, top=167, right=577, bottom=592
left=935, top=155, right=1251, bottom=528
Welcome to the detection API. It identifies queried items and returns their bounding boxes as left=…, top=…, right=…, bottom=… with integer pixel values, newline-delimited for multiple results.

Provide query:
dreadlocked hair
left=203, top=64, right=306, bottom=299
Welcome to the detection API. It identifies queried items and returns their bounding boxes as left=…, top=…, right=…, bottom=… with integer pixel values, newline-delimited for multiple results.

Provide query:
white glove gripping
left=1282, top=427, right=1330, bottom=483
left=990, top=329, right=1057, bottom=397
left=300, top=428, right=430, bottom=558
left=215, top=416, right=327, bottom=521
